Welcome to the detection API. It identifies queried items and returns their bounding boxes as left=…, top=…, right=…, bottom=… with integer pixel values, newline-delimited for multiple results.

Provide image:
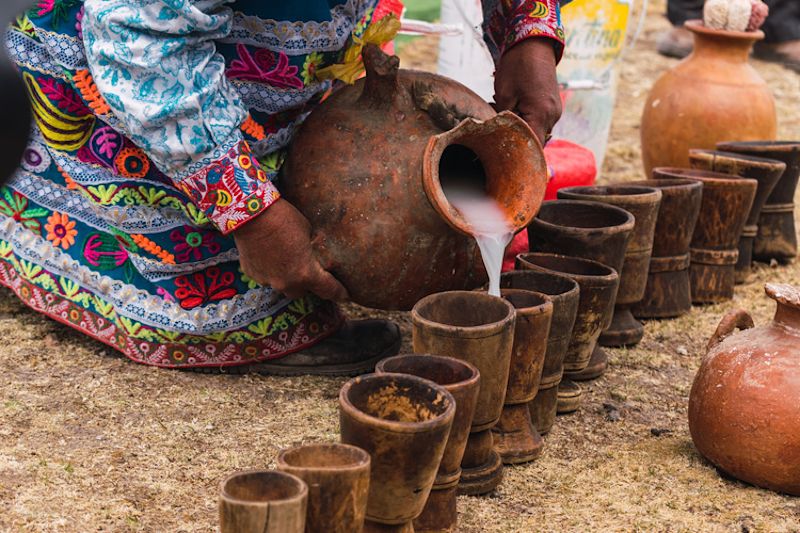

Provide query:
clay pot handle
left=706, top=309, right=755, bottom=352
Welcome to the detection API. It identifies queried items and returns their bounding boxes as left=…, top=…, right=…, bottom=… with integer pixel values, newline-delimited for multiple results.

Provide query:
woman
left=3, top=0, right=566, bottom=374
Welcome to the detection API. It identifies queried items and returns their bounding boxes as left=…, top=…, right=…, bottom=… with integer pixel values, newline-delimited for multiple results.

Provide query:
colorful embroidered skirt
left=0, top=1, right=400, bottom=368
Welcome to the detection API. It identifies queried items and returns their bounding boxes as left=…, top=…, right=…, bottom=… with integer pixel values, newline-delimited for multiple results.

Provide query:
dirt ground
left=2, top=2, right=800, bottom=532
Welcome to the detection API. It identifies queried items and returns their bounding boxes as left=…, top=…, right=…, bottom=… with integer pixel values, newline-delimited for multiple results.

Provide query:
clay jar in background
left=557, top=186, right=662, bottom=348
left=653, top=168, right=756, bottom=304
left=375, top=354, right=480, bottom=533
left=628, top=179, right=704, bottom=319
left=219, top=470, right=308, bottom=533
left=688, top=149, right=784, bottom=282
left=640, top=20, right=776, bottom=176
left=716, top=141, right=800, bottom=264
left=411, top=291, right=516, bottom=496
left=339, top=373, right=455, bottom=533
left=500, top=269, right=580, bottom=436
left=492, top=289, right=552, bottom=465
left=516, top=253, right=619, bottom=416
left=276, top=443, right=370, bottom=533
left=528, top=200, right=633, bottom=382
left=689, top=283, right=800, bottom=496
left=282, top=44, right=547, bottom=311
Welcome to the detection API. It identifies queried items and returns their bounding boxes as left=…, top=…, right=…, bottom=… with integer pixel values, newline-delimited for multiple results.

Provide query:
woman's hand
left=234, top=198, right=349, bottom=302
left=493, top=38, right=562, bottom=145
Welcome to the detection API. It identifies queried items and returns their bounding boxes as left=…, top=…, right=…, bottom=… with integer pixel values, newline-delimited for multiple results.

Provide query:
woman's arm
left=481, top=0, right=569, bottom=143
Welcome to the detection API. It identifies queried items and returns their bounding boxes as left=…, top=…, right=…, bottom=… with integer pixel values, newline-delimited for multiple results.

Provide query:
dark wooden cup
left=376, top=354, right=480, bottom=533
left=499, top=270, right=580, bottom=434
left=629, top=178, right=704, bottom=318
left=340, top=373, right=455, bottom=533
left=411, top=291, right=516, bottom=496
left=653, top=168, right=756, bottom=304
left=277, top=443, right=371, bottom=533
left=689, top=149, right=785, bottom=282
left=219, top=470, right=308, bottom=533
left=717, top=141, right=800, bottom=264
left=557, top=185, right=662, bottom=348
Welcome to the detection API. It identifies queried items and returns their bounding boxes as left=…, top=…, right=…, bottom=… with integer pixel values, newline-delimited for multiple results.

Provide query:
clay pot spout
left=423, top=112, right=548, bottom=236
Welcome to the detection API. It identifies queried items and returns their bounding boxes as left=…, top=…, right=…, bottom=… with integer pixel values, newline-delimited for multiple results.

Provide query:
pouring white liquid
left=445, top=187, right=513, bottom=296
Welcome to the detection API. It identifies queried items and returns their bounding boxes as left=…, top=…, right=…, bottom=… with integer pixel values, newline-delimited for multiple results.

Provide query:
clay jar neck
left=685, top=20, right=764, bottom=64
left=774, top=301, right=800, bottom=332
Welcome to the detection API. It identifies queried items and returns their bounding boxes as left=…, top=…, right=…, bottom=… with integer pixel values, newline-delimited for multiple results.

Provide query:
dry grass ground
left=2, top=1, right=800, bottom=531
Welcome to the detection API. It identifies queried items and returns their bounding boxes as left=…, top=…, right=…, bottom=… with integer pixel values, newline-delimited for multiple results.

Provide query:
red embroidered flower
left=169, top=227, right=221, bottom=262
left=174, top=267, right=236, bottom=310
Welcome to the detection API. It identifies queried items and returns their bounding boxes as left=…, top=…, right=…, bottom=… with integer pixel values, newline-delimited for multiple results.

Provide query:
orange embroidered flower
left=45, top=211, right=77, bottom=249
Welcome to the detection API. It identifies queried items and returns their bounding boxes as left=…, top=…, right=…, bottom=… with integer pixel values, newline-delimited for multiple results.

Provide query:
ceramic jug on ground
left=689, top=283, right=800, bottom=496
left=500, top=269, right=580, bottom=436
left=653, top=168, right=756, bottom=304
left=376, top=354, right=480, bottom=533
left=282, top=44, right=547, bottom=310
left=557, top=186, right=662, bottom=348
left=219, top=470, right=308, bottom=533
left=528, top=200, right=632, bottom=382
left=411, top=291, right=516, bottom=496
left=688, top=149, right=784, bottom=282
left=339, top=373, right=455, bottom=533
left=493, top=289, right=552, bottom=465
left=641, top=20, right=776, bottom=176
left=716, top=141, right=800, bottom=264
left=629, top=179, right=704, bottom=318
left=276, top=443, right=371, bottom=533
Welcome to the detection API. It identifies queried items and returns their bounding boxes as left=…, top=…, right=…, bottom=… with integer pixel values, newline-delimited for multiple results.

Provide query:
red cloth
left=502, top=139, right=597, bottom=271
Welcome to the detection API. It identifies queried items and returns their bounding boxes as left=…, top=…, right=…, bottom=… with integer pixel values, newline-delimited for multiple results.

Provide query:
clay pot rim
left=515, top=252, right=619, bottom=284
left=766, top=283, right=800, bottom=311
left=716, top=141, right=800, bottom=153
left=411, top=290, right=517, bottom=339
left=689, top=149, right=788, bottom=171
left=220, top=469, right=308, bottom=506
left=653, top=167, right=758, bottom=187
left=375, top=353, right=481, bottom=391
left=422, top=111, right=547, bottom=236
left=558, top=185, right=663, bottom=205
left=276, top=443, right=371, bottom=473
left=533, top=199, right=635, bottom=234
left=500, top=288, right=554, bottom=316
left=628, top=178, right=703, bottom=192
left=500, top=269, right=580, bottom=301
left=339, top=373, right=456, bottom=434
left=684, top=19, right=764, bottom=42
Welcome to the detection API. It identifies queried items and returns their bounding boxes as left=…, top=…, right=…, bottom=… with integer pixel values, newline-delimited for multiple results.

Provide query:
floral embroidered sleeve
left=481, top=0, right=571, bottom=64
left=81, top=0, right=279, bottom=234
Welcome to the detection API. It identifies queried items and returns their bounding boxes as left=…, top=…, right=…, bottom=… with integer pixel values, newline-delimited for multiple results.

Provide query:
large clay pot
left=411, top=291, right=516, bottom=495
left=628, top=179, right=704, bottom=318
left=557, top=186, right=662, bottom=348
left=716, top=141, right=800, bottom=264
left=276, top=443, right=371, bottom=533
left=339, top=373, right=455, bottom=533
left=376, top=354, right=479, bottom=533
left=492, top=289, right=552, bottom=464
left=689, top=149, right=784, bottom=282
left=219, top=470, right=308, bottom=533
left=283, top=44, right=547, bottom=310
left=528, top=200, right=632, bottom=381
left=653, top=168, right=756, bottom=304
left=640, top=20, right=776, bottom=176
left=689, top=283, right=800, bottom=496
left=500, top=269, right=580, bottom=435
